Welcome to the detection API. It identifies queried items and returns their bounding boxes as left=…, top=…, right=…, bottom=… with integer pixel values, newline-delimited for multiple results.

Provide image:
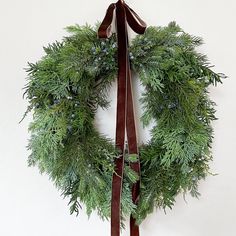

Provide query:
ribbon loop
left=98, top=3, right=116, bottom=38
left=124, top=4, right=147, bottom=34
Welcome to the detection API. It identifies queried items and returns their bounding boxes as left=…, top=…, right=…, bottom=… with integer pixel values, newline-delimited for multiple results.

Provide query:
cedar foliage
left=23, top=22, right=224, bottom=224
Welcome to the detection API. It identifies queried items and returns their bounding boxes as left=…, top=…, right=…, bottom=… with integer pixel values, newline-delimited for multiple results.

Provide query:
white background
left=0, top=0, right=236, bottom=235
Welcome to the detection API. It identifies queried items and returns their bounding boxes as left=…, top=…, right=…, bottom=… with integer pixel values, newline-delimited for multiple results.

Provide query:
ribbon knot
left=98, top=1, right=146, bottom=236
left=98, top=2, right=146, bottom=39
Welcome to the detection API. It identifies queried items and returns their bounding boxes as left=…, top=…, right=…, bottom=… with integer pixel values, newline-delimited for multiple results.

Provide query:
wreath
left=23, top=21, right=224, bottom=225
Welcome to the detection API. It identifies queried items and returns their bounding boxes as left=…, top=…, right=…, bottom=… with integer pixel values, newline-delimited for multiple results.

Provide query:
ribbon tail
left=124, top=3, right=145, bottom=236
left=111, top=1, right=128, bottom=236
left=126, top=59, right=141, bottom=236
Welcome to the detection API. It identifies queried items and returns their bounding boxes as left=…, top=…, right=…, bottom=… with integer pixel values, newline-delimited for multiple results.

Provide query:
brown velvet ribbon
left=98, top=1, right=146, bottom=236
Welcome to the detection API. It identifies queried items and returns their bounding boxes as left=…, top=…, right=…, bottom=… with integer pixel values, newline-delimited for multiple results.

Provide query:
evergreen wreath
left=23, top=22, right=224, bottom=224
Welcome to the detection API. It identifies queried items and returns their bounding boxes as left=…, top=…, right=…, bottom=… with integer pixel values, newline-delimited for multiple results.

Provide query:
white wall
left=0, top=0, right=235, bottom=235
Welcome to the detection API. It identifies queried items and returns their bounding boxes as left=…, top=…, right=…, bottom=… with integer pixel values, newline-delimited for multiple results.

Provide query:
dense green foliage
left=23, top=22, right=224, bottom=225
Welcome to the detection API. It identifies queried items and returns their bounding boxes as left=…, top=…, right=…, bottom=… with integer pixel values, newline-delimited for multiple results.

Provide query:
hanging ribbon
left=98, top=1, right=146, bottom=236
